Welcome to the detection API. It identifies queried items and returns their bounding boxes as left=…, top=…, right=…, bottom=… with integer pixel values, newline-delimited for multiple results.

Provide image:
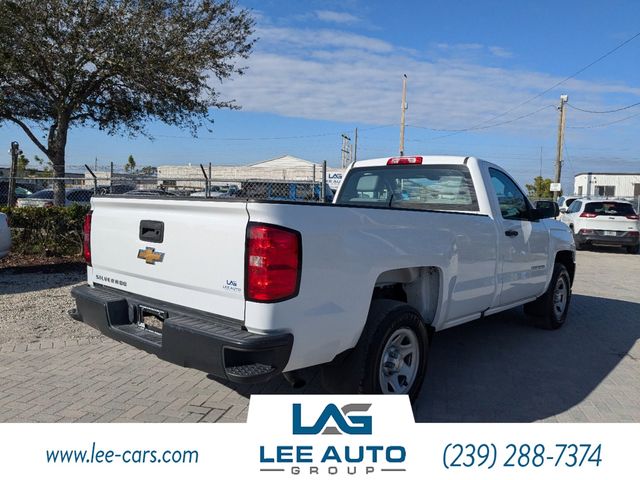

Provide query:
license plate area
left=136, top=305, right=167, bottom=335
left=604, top=230, right=617, bottom=236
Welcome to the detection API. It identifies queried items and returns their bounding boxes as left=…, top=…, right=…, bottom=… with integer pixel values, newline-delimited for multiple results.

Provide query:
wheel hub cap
left=379, top=327, right=419, bottom=394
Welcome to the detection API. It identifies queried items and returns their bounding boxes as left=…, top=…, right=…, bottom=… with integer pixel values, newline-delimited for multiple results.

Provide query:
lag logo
left=292, top=403, right=372, bottom=435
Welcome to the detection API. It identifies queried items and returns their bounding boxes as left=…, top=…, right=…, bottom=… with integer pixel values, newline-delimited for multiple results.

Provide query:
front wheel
left=524, top=263, right=572, bottom=329
left=321, top=300, right=429, bottom=401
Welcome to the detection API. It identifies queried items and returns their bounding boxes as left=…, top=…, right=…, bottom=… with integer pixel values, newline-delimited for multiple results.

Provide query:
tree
left=125, top=155, right=136, bottom=173
left=525, top=176, right=555, bottom=199
left=140, top=166, right=158, bottom=175
left=0, top=0, right=254, bottom=205
left=16, top=153, right=29, bottom=175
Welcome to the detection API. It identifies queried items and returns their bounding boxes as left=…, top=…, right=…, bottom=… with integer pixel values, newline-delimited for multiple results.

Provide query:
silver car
left=16, top=188, right=93, bottom=207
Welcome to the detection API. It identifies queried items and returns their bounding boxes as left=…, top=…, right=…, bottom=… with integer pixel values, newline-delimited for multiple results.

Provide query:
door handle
left=505, top=229, right=519, bottom=237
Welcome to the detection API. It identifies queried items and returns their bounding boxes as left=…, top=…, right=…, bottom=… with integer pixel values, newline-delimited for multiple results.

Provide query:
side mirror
left=559, top=206, right=568, bottom=213
left=534, top=200, right=560, bottom=219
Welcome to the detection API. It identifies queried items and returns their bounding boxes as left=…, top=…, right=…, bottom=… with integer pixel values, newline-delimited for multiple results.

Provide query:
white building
left=157, top=155, right=343, bottom=189
left=573, top=172, right=640, bottom=198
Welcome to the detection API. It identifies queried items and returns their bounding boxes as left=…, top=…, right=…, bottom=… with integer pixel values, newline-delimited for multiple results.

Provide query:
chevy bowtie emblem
left=137, top=247, right=165, bottom=265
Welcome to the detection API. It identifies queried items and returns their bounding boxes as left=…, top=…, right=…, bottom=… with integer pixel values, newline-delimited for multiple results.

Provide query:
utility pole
left=399, top=74, right=408, bottom=156
left=7, top=142, right=21, bottom=207
left=352, top=127, right=358, bottom=164
left=539, top=147, right=543, bottom=178
left=553, top=94, right=568, bottom=201
left=341, top=134, right=351, bottom=169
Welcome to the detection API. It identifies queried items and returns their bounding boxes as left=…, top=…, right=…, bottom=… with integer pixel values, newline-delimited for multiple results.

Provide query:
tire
left=575, top=242, right=584, bottom=251
left=321, top=300, right=429, bottom=402
left=523, top=263, right=572, bottom=330
left=627, top=244, right=639, bottom=254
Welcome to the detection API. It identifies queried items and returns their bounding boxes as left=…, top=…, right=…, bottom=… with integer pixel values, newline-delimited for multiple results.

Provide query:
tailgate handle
left=139, top=220, right=164, bottom=243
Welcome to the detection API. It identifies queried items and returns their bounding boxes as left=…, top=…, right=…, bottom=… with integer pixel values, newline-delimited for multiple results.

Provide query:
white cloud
left=315, top=10, right=360, bottom=24
left=220, top=23, right=640, bottom=145
left=488, top=46, right=513, bottom=58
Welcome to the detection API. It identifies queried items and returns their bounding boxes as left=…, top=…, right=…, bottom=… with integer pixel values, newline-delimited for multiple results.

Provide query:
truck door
left=488, top=168, right=550, bottom=306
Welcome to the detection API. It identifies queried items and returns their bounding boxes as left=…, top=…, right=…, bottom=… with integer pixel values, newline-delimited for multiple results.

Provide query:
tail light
left=627, top=231, right=639, bottom=237
left=580, top=212, right=597, bottom=218
left=578, top=229, right=594, bottom=234
left=387, top=156, right=423, bottom=165
left=246, top=223, right=301, bottom=302
left=82, top=211, right=92, bottom=265
left=626, top=214, right=639, bottom=220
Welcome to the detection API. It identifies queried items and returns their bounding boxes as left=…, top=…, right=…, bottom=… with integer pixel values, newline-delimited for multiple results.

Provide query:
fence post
left=321, top=161, right=327, bottom=203
left=7, top=141, right=20, bottom=207
left=84, top=164, right=98, bottom=193
left=199, top=163, right=209, bottom=198
left=110, top=162, right=114, bottom=188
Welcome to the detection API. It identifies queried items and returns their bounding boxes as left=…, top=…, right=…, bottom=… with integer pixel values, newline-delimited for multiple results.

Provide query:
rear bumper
left=70, top=284, right=293, bottom=384
left=575, top=232, right=639, bottom=247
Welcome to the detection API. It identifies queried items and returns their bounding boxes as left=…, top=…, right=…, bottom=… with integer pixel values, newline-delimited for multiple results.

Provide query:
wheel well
left=372, top=267, right=440, bottom=326
left=555, top=250, right=575, bottom=284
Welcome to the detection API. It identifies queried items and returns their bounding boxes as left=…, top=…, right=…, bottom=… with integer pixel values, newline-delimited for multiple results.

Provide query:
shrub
left=0, top=205, right=90, bottom=256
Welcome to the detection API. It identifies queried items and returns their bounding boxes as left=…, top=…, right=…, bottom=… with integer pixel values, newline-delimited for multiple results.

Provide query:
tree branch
left=7, top=116, right=50, bottom=156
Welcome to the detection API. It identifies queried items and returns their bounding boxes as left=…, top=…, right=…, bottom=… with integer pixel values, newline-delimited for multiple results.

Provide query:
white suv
left=561, top=199, right=639, bottom=253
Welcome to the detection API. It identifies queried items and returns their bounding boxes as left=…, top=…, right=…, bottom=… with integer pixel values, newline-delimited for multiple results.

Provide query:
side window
left=568, top=200, right=581, bottom=213
left=489, top=168, right=530, bottom=220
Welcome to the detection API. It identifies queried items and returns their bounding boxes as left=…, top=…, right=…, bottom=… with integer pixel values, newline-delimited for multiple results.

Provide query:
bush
left=0, top=205, right=90, bottom=256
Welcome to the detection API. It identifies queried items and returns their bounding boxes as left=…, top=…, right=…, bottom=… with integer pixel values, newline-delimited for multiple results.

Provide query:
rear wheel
left=321, top=300, right=429, bottom=401
left=627, top=244, right=639, bottom=254
left=524, top=263, right=572, bottom=330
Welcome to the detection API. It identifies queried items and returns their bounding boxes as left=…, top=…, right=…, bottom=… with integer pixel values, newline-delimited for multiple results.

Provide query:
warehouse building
left=573, top=172, right=640, bottom=198
left=157, top=155, right=343, bottom=189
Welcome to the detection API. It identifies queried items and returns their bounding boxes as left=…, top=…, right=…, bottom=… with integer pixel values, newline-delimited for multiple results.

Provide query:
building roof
left=249, top=155, right=317, bottom=169
left=575, top=172, right=640, bottom=177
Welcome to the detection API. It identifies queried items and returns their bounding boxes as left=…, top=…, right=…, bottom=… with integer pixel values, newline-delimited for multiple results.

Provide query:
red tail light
left=82, top=211, right=92, bottom=265
left=628, top=231, right=639, bottom=237
left=387, top=156, right=423, bottom=165
left=578, top=229, right=594, bottom=235
left=580, top=212, right=597, bottom=218
left=246, top=223, right=301, bottom=302
left=626, top=214, right=639, bottom=220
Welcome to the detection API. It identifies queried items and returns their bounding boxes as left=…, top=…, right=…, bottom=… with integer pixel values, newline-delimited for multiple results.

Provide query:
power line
left=150, top=124, right=396, bottom=142
left=407, top=104, right=555, bottom=138
left=418, top=29, right=640, bottom=139
left=568, top=110, right=640, bottom=129
left=567, top=101, right=640, bottom=114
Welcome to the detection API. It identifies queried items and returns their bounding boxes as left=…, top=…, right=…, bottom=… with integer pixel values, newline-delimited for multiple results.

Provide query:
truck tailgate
left=88, top=196, right=248, bottom=320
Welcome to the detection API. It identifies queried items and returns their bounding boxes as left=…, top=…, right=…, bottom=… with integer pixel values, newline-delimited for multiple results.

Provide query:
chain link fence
left=1, top=164, right=335, bottom=206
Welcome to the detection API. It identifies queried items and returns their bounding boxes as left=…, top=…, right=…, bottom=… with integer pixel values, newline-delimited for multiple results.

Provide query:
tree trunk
left=47, top=114, right=70, bottom=206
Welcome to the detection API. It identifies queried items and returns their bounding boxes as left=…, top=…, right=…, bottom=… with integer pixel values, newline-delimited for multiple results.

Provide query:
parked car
left=190, top=184, right=240, bottom=198
left=124, top=189, right=177, bottom=197
left=0, top=181, right=42, bottom=206
left=560, top=199, right=639, bottom=253
left=557, top=195, right=581, bottom=214
left=16, top=188, right=93, bottom=207
left=0, top=213, right=10, bottom=259
left=70, top=155, right=574, bottom=400
left=233, top=180, right=334, bottom=202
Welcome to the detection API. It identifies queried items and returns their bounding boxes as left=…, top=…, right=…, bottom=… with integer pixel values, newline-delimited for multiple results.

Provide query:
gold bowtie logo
left=137, top=247, right=165, bottom=265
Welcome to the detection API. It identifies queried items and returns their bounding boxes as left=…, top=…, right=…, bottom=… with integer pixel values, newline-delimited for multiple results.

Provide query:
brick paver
left=0, top=249, right=638, bottom=422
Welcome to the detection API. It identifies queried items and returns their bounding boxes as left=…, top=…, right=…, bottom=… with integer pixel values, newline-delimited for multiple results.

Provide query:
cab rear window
left=336, top=165, right=479, bottom=212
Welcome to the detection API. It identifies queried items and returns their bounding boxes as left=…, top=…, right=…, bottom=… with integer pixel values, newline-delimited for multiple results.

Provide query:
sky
left=1, top=0, right=640, bottom=190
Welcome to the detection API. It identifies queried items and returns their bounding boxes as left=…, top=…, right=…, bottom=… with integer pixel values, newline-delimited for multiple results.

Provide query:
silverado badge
left=137, top=247, right=165, bottom=265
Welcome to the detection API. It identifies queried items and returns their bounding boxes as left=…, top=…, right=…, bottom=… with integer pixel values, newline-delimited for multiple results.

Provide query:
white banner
left=0, top=395, right=637, bottom=479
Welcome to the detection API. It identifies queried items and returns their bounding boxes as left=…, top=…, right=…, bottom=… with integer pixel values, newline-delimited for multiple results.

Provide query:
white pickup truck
left=71, top=155, right=575, bottom=400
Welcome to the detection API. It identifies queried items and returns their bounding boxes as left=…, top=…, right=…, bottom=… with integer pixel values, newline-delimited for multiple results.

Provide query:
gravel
left=0, top=264, right=100, bottom=344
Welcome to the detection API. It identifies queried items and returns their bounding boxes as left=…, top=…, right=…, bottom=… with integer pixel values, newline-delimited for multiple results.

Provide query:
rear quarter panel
left=245, top=202, right=498, bottom=371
